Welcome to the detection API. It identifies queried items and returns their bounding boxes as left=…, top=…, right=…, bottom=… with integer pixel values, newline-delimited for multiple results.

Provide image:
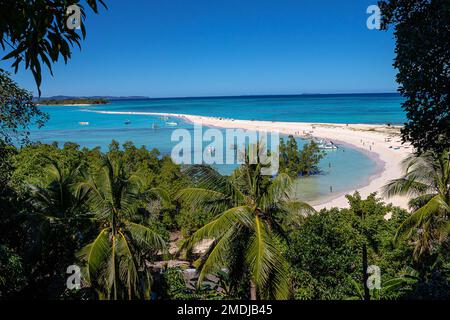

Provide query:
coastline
left=84, top=109, right=413, bottom=210
left=37, top=103, right=93, bottom=107
left=305, top=139, right=386, bottom=207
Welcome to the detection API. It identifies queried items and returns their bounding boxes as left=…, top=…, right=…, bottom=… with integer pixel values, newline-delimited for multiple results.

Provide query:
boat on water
left=151, top=122, right=158, bottom=129
left=124, top=120, right=131, bottom=125
left=78, top=121, right=89, bottom=125
left=315, top=139, right=338, bottom=150
left=166, top=121, right=178, bottom=126
left=160, top=116, right=169, bottom=121
left=318, top=143, right=338, bottom=150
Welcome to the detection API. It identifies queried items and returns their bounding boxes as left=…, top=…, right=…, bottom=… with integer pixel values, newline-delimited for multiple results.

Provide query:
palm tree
left=177, top=150, right=315, bottom=300
left=25, top=159, right=93, bottom=297
left=28, top=159, right=88, bottom=221
left=383, top=150, right=449, bottom=259
left=77, top=154, right=166, bottom=300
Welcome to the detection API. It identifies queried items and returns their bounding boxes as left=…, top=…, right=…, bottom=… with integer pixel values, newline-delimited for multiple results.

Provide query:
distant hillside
left=36, top=98, right=109, bottom=105
left=34, top=95, right=150, bottom=102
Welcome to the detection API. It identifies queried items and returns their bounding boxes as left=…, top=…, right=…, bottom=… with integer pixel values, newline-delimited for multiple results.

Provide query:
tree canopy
left=279, top=137, right=325, bottom=177
left=0, top=70, right=48, bottom=145
left=0, top=0, right=107, bottom=95
left=379, top=0, right=449, bottom=153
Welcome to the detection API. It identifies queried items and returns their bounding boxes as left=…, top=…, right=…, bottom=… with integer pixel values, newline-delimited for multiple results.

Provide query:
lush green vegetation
left=1, top=139, right=448, bottom=300
left=379, top=0, right=449, bottom=154
left=0, top=74, right=448, bottom=300
left=383, top=150, right=450, bottom=262
left=0, top=70, right=48, bottom=145
left=0, top=0, right=107, bottom=95
left=279, top=137, right=326, bottom=177
left=0, top=0, right=448, bottom=301
left=177, top=149, right=316, bottom=300
left=37, top=98, right=109, bottom=105
left=1, top=141, right=187, bottom=299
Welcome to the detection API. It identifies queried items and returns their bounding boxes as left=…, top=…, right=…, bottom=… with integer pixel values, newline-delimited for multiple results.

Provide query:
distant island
left=34, top=95, right=150, bottom=102
left=36, top=98, right=109, bottom=106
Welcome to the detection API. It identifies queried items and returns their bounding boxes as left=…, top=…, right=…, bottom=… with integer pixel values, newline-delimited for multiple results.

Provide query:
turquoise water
left=80, top=93, right=405, bottom=124
left=29, top=94, right=404, bottom=203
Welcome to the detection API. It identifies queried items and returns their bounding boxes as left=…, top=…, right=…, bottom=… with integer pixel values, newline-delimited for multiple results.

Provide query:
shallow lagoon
left=29, top=97, right=388, bottom=203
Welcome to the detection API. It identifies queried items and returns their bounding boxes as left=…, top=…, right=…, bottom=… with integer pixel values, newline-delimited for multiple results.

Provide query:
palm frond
left=196, top=226, right=237, bottom=285
left=186, top=206, right=253, bottom=249
left=78, top=228, right=111, bottom=286
left=395, top=194, right=449, bottom=244
left=382, top=178, right=431, bottom=198
left=182, top=164, right=229, bottom=192
left=145, top=187, right=172, bottom=206
left=278, top=200, right=316, bottom=227
left=246, top=216, right=274, bottom=289
left=117, top=231, right=139, bottom=299
left=176, top=187, right=229, bottom=214
left=246, top=216, right=290, bottom=299
left=267, top=173, right=294, bottom=203
left=125, top=222, right=166, bottom=252
left=407, top=193, right=435, bottom=211
left=260, top=235, right=290, bottom=300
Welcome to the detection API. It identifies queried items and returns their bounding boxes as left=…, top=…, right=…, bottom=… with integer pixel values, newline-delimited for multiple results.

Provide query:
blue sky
left=0, top=0, right=397, bottom=98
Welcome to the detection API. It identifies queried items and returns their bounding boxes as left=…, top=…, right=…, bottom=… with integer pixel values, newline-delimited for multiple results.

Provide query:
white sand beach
left=87, top=110, right=413, bottom=210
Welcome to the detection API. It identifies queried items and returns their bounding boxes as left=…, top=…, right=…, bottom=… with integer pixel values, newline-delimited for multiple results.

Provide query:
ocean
left=30, top=93, right=405, bottom=203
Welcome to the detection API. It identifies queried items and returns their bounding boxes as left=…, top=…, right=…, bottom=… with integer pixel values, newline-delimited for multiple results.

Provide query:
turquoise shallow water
left=29, top=94, right=404, bottom=202
left=80, top=93, right=405, bottom=124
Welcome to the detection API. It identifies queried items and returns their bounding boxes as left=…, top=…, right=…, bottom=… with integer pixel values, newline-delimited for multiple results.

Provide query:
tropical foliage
left=1, top=0, right=449, bottom=300
left=0, top=71, right=48, bottom=145
left=379, top=0, right=450, bottom=154
left=279, top=137, right=325, bottom=177
left=177, top=147, right=316, bottom=300
left=383, top=150, right=450, bottom=261
left=76, top=153, right=167, bottom=299
left=0, top=0, right=107, bottom=95
left=288, top=193, right=413, bottom=300
left=1, top=140, right=449, bottom=299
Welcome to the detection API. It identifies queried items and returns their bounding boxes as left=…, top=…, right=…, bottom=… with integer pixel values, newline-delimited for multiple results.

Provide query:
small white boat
left=160, top=116, right=169, bottom=121
left=151, top=122, right=157, bottom=129
left=318, top=141, right=338, bottom=150
left=318, top=144, right=337, bottom=150
left=79, top=121, right=89, bottom=126
left=166, top=121, right=178, bottom=126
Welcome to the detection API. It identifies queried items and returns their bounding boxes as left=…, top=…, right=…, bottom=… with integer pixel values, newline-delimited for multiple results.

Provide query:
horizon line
left=39, top=91, right=401, bottom=101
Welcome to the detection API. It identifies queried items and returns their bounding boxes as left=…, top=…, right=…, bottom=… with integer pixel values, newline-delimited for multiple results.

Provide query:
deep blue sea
left=30, top=93, right=405, bottom=203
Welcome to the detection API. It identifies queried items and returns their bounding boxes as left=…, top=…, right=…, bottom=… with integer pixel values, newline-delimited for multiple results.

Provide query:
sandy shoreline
left=85, top=109, right=413, bottom=210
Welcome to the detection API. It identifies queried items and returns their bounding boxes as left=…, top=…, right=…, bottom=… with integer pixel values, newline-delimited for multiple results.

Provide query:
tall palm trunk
left=250, top=280, right=257, bottom=300
left=362, top=244, right=370, bottom=301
